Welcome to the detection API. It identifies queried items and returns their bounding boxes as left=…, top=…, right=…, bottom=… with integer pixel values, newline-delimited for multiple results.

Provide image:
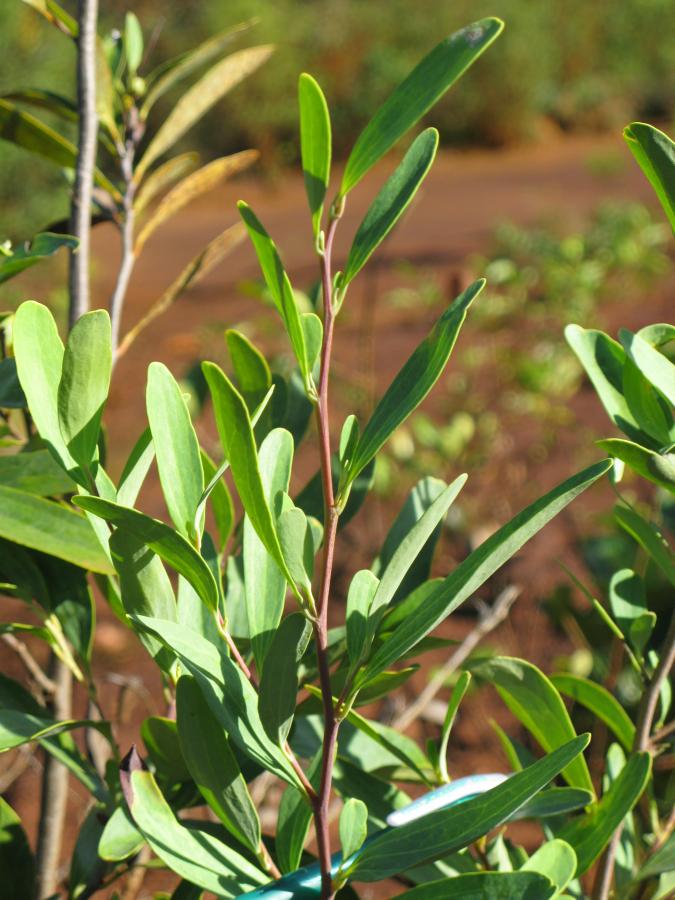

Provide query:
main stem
left=313, top=214, right=342, bottom=900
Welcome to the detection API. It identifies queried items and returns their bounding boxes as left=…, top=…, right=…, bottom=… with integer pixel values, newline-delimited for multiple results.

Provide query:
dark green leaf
left=346, top=569, right=379, bottom=666
left=258, top=613, right=310, bottom=744
left=0, top=232, right=77, bottom=285
left=598, top=439, right=675, bottom=495
left=199, top=449, right=234, bottom=551
left=298, top=73, right=331, bottom=235
left=614, top=504, right=675, bottom=588
left=276, top=752, right=321, bottom=874
left=0, top=797, right=34, bottom=900
left=0, top=450, right=74, bottom=496
left=514, top=786, right=593, bottom=820
left=624, top=122, right=675, bottom=231
left=620, top=328, right=675, bottom=407
left=636, top=831, right=675, bottom=880
left=398, top=871, right=556, bottom=899
left=339, top=798, right=368, bottom=863
left=551, top=674, right=635, bottom=752
left=68, top=807, right=107, bottom=899
left=609, top=569, right=654, bottom=655
left=0, top=358, right=25, bottom=408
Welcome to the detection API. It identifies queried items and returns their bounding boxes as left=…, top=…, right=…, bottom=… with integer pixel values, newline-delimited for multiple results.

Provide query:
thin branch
left=1, top=633, right=57, bottom=696
left=109, top=145, right=136, bottom=353
left=68, top=0, right=99, bottom=327
left=392, top=585, right=520, bottom=733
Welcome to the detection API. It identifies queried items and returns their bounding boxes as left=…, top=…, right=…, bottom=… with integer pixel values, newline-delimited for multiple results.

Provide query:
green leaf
left=73, top=496, right=218, bottom=608
left=0, top=450, right=74, bottom=496
left=624, top=122, right=675, bottom=231
left=636, top=832, right=675, bottom=880
left=298, top=73, right=331, bottom=235
left=136, top=617, right=304, bottom=789
left=0, top=797, right=34, bottom=900
left=0, top=100, right=120, bottom=199
left=0, top=232, right=77, bottom=285
left=13, top=301, right=75, bottom=470
left=339, top=798, right=368, bottom=863
left=123, top=764, right=267, bottom=895
left=471, top=657, right=593, bottom=794
left=203, top=363, right=298, bottom=598
left=521, top=839, right=577, bottom=894
left=109, top=529, right=176, bottom=669
left=346, top=569, right=379, bottom=666
left=243, top=428, right=294, bottom=666
left=622, top=356, right=673, bottom=447
left=342, top=128, right=438, bottom=287
left=258, top=613, right=310, bottom=745
left=620, top=328, right=675, bottom=408
left=276, top=751, right=321, bottom=874
left=614, top=504, right=675, bottom=588
left=514, top=787, right=593, bottom=821
left=343, top=706, right=432, bottom=783
left=398, top=872, right=556, bottom=899
left=226, top=328, right=272, bottom=416
left=98, top=806, right=144, bottom=862
left=117, top=428, right=155, bottom=507
left=199, top=449, right=234, bottom=551
left=343, top=281, right=484, bottom=488
left=58, top=310, right=112, bottom=471
left=0, top=486, right=112, bottom=573
left=0, top=358, right=25, bottom=408
left=347, top=735, right=589, bottom=881
left=551, top=674, right=635, bottom=752
left=609, top=569, right=655, bottom=655
left=0, top=709, right=109, bottom=751
left=360, top=460, right=611, bottom=683
left=558, top=752, right=651, bottom=875
left=136, top=45, right=273, bottom=180
left=147, top=362, right=204, bottom=541
left=598, top=439, right=675, bottom=494
left=176, top=675, right=261, bottom=855
left=237, top=203, right=310, bottom=386
left=438, top=671, right=471, bottom=783
left=340, top=18, right=503, bottom=195
left=333, top=758, right=410, bottom=831
left=124, top=12, right=144, bottom=75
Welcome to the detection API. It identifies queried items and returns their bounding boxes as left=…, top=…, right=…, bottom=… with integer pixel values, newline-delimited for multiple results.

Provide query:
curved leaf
left=598, top=439, right=675, bottom=494
left=551, top=674, right=635, bottom=752
left=398, top=872, right=556, bottom=899
left=0, top=232, right=77, bottom=285
left=521, top=839, right=577, bottom=894
left=624, top=122, right=675, bottom=231
left=298, top=73, right=331, bottom=235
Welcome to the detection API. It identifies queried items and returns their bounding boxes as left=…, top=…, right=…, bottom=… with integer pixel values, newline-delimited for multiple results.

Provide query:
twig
left=0, top=745, right=36, bottom=793
left=594, top=608, right=675, bottom=900
left=392, top=585, right=520, bottom=733
left=1, top=633, right=57, bottom=696
left=109, top=145, right=136, bottom=353
left=651, top=718, right=675, bottom=747
left=68, top=0, right=99, bottom=328
left=35, top=656, right=73, bottom=899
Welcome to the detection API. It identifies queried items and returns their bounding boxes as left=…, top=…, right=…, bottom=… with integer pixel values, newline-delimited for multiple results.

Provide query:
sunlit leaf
left=551, top=674, right=635, bottom=752
left=298, top=73, right=331, bottom=235
left=624, top=122, right=675, bottom=231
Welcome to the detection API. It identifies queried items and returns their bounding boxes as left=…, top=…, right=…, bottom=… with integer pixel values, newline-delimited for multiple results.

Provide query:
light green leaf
left=72, top=496, right=218, bottom=609
left=301, top=312, right=323, bottom=374
left=0, top=486, right=113, bottom=573
left=98, top=806, right=144, bottom=862
left=340, top=18, right=503, bottom=195
left=346, top=569, right=380, bottom=666
left=203, top=364, right=298, bottom=599
left=176, top=675, right=261, bottom=855
left=598, top=439, right=675, bottom=494
left=277, top=505, right=313, bottom=599
left=398, top=872, right=556, bottom=899
left=347, top=735, right=589, bottom=881
left=339, top=798, right=368, bottom=863
left=258, top=613, right=311, bottom=745
left=624, top=122, right=675, bottom=231
left=58, top=310, right=112, bottom=471
left=438, top=671, right=471, bottom=783
left=609, top=569, right=655, bottom=655
left=551, top=674, right=635, bottom=752
left=0, top=450, right=75, bottom=496
left=342, top=128, right=438, bottom=287
left=136, top=45, right=273, bottom=180
left=614, top=504, right=675, bottom=588
left=343, top=281, right=484, bottom=488
left=124, top=12, right=144, bottom=75
left=199, top=449, right=234, bottom=552
left=298, top=73, right=331, bottom=235
left=0, top=233, right=77, bottom=285
left=471, top=657, right=593, bottom=794
left=117, top=428, right=155, bottom=507
left=521, top=839, right=577, bottom=894
left=226, top=328, right=272, bottom=416
left=620, top=329, right=675, bottom=408
left=124, top=766, right=266, bottom=895
left=237, top=203, right=310, bottom=386
left=558, top=752, right=651, bottom=874
left=360, top=460, right=611, bottom=682
left=147, top=362, right=204, bottom=541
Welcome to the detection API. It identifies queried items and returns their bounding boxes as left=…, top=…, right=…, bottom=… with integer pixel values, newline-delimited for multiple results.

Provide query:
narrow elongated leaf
left=0, top=100, right=119, bottom=198
left=117, top=428, right=155, bottom=507
left=360, top=460, right=611, bottom=682
left=598, top=439, right=675, bottom=494
left=343, top=281, right=483, bottom=488
left=551, top=674, right=635, bottom=751
left=124, top=766, right=267, bottom=895
left=176, top=675, right=261, bottom=855
left=343, top=705, right=432, bottom=783
left=136, top=46, right=273, bottom=180
left=277, top=506, right=313, bottom=598
left=226, top=328, right=272, bottom=414
left=340, top=798, right=368, bottom=862
left=237, top=203, right=310, bottom=383
left=620, top=329, right=675, bottom=407
left=609, top=569, right=654, bottom=655
left=137, top=617, right=303, bottom=789
left=73, top=496, right=218, bottom=608
left=346, top=570, right=380, bottom=666
left=347, top=735, right=589, bottom=881
left=298, top=73, right=331, bottom=235
left=0, top=450, right=74, bottom=496
left=438, top=671, right=471, bottom=783
left=1, top=88, right=77, bottom=122
left=58, top=310, right=112, bottom=469
left=199, top=449, right=234, bottom=551
left=340, top=18, right=503, bottom=195
left=514, top=786, right=593, bottom=820
left=0, top=797, right=35, bottom=900
left=203, top=363, right=298, bottom=597
left=243, top=428, right=294, bottom=666
left=471, top=658, right=593, bottom=794
left=624, top=122, right=675, bottom=231
left=521, top=839, right=577, bottom=893
left=342, top=128, right=438, bottom=286
left=98, top=806, right=144, bottom=862
left=133, top=152, right=200, bottom=216
left=614, top=504, right=675, bottom=587
left=135, top=152, right=257, bottom=254
left=0, top=486, right=112, bottom=572
left=636, top=832, right=675, bottom=880
left=124, top=12, right=144, bottom=75
left=258, top=613, right=310, bottom=744
left=399, top=872, right=556, bottom=899
left=147, top=362, right=204, bottom=541
left=0, top=233, right=77, bottom=284
left=276, top=751, right=321, bottom=874
left=0, top=710, right=109, bottom=751
left=558, top=752, right=651, bottom=875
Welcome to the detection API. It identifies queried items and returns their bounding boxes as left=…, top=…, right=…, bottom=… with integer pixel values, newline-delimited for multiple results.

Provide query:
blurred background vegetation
left=2, top=0, right=675, bottom=237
